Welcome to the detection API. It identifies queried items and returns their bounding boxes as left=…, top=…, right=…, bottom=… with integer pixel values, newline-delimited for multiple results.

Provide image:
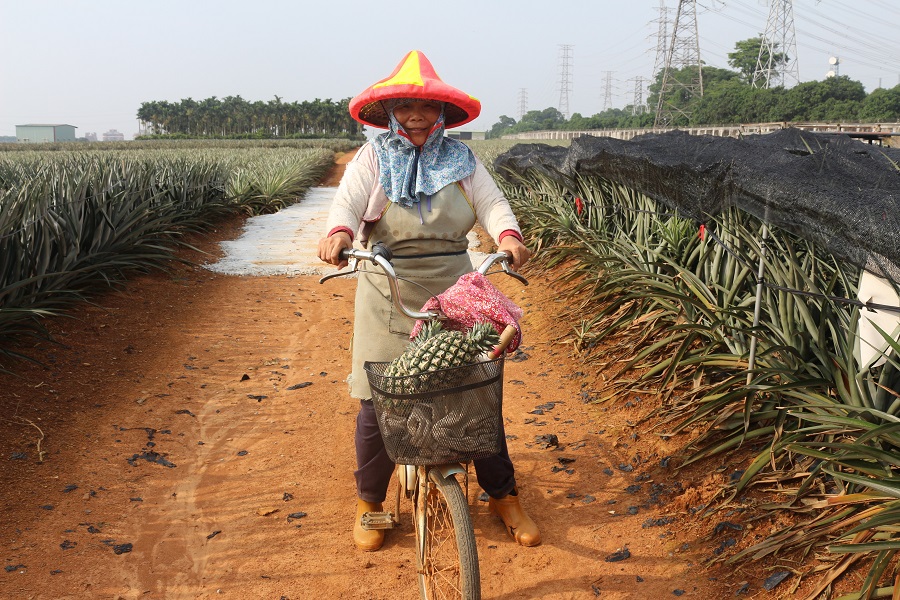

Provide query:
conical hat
left=349, top=50, right=481, bottom=129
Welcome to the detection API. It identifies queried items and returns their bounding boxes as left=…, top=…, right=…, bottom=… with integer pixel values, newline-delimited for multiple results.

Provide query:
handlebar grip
left=371, top=242, right=393, bottom=262
left=487, top=324, right=518, bottom=360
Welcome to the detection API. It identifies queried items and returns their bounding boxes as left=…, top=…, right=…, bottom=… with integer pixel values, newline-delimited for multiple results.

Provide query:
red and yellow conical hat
left=349, top=50, right=481, bottom=129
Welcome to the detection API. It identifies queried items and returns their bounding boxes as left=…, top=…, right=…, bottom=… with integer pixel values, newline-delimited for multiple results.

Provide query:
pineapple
left=384, top=320, right=445, bottom=378
left=382, top=322, right=500, bottom=393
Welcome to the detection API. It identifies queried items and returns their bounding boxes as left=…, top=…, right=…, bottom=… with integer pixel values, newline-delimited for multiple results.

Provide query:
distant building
left=102, top=129, right=125, bottom=141
left=446, top=130, right=486, bottom=141
left=15, top=124, right=77, bottom=143
left=84, top=132, right=98, bottom=142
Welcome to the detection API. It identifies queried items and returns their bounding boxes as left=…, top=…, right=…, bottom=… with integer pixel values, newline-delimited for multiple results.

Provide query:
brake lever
left=318, top=256, right=358, bottom=284
left=501, top=261, right=529, bottom=286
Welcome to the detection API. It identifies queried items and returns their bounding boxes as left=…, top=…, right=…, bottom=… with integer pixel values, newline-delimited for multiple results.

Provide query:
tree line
left=136, top=96, right=364, bottom=139
left=489, top=37, right=900, bottom=138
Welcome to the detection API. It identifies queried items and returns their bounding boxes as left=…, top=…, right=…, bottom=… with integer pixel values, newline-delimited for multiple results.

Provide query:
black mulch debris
left=713, top=538, right=737, bottom=555
left=535, top=434, right=559, bottom=449
left=763, top=570, right=791, bottom=591
left=713, top=521, right=743, bottom=535
left=604, top=547, right=631, bottom=562
left=643, top=517, right=675, bottom=528
left=127, top=451, right=176, bottom=468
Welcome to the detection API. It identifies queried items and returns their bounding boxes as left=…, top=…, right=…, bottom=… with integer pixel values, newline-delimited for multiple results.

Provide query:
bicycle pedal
left=361, top=511, right=395, bottom=530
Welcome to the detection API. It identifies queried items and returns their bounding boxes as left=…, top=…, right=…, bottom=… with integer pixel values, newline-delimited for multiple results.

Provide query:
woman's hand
left=497, top=236, right=531, bottom=271
left=317, top=231, right=353, bottom=268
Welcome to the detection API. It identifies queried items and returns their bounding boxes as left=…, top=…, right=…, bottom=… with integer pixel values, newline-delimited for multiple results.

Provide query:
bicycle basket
left=364, top=358, right=504, bottom=465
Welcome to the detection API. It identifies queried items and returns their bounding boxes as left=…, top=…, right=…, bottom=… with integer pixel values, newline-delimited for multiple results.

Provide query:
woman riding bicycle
left=317, top=50, right=541, bottom=552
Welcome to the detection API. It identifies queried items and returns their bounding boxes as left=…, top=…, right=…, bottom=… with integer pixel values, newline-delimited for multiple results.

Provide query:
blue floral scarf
left=371, top=103, right=477, bottom=208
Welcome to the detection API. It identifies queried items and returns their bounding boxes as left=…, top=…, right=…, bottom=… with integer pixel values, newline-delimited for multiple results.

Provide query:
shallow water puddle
left=206, top=186, right=488, bottom=277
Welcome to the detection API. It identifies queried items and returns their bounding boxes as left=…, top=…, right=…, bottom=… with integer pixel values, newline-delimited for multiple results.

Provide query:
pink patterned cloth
left=410, top=272, right=524, bottom=353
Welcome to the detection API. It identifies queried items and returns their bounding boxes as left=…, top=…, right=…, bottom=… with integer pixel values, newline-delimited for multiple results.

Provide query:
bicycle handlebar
left=318, top=242, right=529, bottom=321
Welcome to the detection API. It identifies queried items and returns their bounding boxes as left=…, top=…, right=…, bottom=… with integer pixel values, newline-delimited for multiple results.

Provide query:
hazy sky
left=2, top=0, right=899, bottom=140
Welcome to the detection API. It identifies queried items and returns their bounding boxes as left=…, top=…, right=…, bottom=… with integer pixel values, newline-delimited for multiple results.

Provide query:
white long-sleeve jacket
left=324, top=143, right=523, bottom=245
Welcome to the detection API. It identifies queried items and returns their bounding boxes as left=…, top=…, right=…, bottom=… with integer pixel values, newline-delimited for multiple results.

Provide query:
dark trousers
left=354, top=399, right=517, bottom=502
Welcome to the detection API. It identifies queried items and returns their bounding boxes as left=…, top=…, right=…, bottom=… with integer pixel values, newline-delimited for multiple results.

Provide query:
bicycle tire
left=415, top=469, right=480, bottom=600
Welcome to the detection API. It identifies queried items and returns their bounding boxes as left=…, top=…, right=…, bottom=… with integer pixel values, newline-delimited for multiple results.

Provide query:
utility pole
left=517, top=88, right=529, bottom=120
left=628, top=76, right=646, bottom=114
left=601, top=71, right=614, bottom=112
left=654, top=0, right=703, bottom=127
left=752, top=0, right=800, bottom=88
left=558, top=44, right=574, bottom=119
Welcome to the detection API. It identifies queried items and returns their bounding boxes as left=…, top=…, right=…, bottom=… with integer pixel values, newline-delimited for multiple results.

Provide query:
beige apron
left=349, top=183, right=476, bottom=398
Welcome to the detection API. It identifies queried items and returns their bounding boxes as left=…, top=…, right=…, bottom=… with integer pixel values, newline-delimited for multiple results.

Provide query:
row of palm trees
left=136, top=96, right=364, bottom=138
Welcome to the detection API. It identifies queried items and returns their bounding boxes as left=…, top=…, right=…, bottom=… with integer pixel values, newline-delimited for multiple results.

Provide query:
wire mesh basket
left=364, top=358, right=504, bottom=465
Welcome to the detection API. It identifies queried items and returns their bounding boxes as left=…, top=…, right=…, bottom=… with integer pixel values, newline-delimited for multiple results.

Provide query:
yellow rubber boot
left=488, top=489, right=542, bottom=547
left=353, top=499, right=385, bottom=552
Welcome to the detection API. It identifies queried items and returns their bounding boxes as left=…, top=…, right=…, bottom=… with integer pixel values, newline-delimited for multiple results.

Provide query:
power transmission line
left=655, top=0, right=704, bottom=126
left=558, top=44, right=574, bottom=119
left=752, top=0, right=800, bottom=88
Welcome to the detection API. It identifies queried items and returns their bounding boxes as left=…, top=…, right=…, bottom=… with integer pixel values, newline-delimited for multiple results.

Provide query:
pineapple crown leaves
left=384, top=320, right=501, bottom=380
left=411, top=320, right=444, bottom=343
left=409, top=320, right=499, bottom=349
left=466, top=321, right=501, bottom=348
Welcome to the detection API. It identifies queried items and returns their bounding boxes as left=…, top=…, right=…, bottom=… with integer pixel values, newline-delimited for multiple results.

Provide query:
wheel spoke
left=416, top=472, right=480, bottom=599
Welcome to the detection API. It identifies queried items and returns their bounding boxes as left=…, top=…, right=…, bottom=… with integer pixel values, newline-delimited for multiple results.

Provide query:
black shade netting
left=364, top=358, right=504, bottom=465
left=495, top=128, right=900, bottom=281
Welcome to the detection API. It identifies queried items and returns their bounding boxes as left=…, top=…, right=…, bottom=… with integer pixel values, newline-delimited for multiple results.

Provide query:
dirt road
left=0, top=156, right=734, bottom=599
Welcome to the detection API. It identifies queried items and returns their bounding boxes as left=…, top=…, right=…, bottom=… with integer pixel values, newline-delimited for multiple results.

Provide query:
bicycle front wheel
left=415, top=469, right=480, bottom=600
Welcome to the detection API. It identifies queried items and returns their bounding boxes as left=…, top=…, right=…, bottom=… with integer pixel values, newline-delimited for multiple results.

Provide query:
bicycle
left=320, top=243, right=527, bottom=600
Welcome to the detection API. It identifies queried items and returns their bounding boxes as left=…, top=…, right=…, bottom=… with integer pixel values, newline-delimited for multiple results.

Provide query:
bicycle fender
left=431, top=463, right=467, bottom=480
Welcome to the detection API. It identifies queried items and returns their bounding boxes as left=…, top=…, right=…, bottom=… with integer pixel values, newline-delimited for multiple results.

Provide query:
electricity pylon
left=628, top=76, right=647, bottom=115
left=558, top=44, right=574, bottom=119
left=601, top=71, right=614, bottom=112
left=517, top=88, right=528, bottom=120
left=651, top=0, right=671, bottom=79
left=654, top=0, right=703, bottom=127
left=752, top=0, right=800, bottom=88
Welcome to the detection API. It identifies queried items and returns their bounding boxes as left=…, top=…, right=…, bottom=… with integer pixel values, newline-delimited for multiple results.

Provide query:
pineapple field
left=0, top=138, right=897, bottom=599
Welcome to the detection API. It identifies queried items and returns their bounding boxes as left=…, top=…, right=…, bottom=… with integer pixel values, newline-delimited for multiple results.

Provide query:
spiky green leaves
left=385, top=321, right=499, bottom=380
